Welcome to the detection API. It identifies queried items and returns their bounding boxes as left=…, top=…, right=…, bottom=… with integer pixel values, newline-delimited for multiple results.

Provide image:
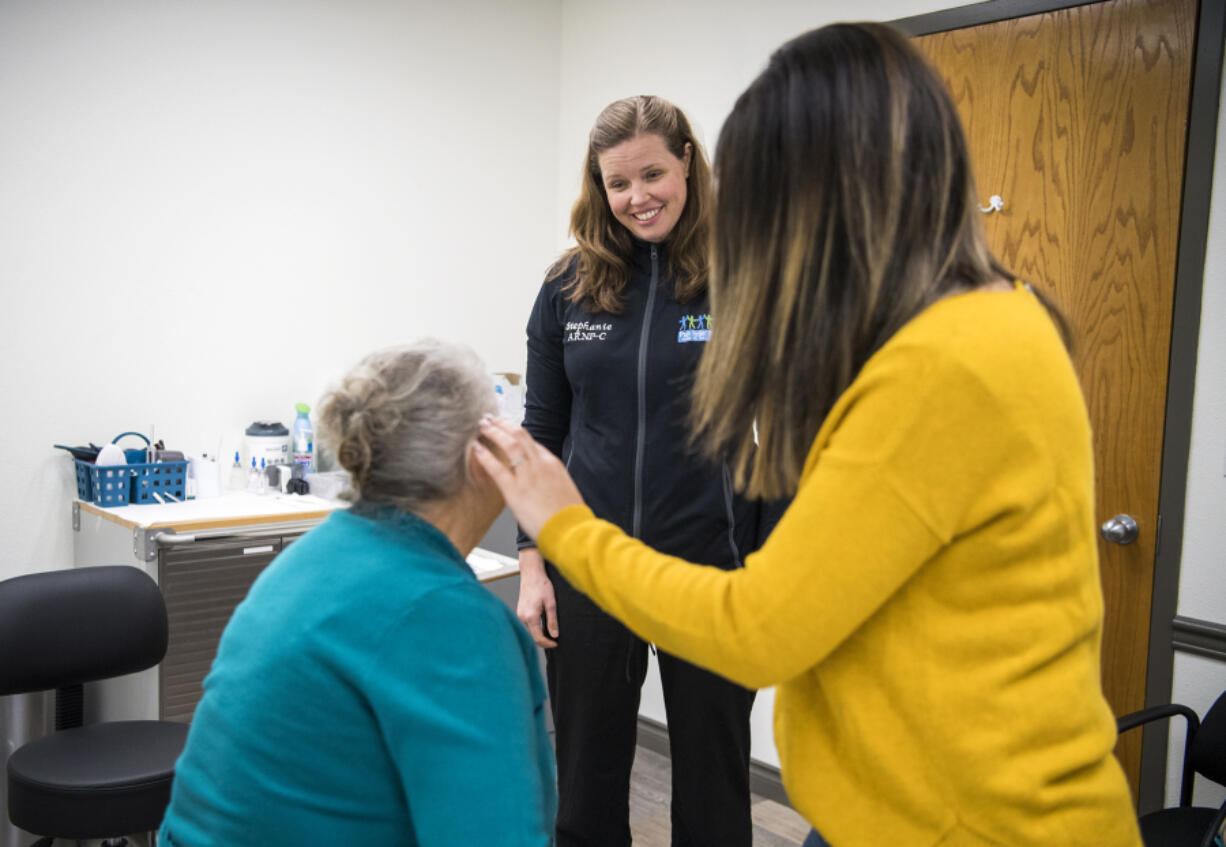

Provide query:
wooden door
left=914, top=0, right=1196, bottom=797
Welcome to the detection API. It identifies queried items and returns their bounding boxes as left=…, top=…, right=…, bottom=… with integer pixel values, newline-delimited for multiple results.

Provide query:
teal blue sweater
left=160, top=502, right=556, bottom=846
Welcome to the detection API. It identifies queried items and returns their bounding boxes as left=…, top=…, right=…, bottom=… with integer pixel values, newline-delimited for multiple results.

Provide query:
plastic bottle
left=292, top=403, right=314, bottom=475
left=229, top=451, right=246, bottom=491
left=247, top=457, right=262, bottom=493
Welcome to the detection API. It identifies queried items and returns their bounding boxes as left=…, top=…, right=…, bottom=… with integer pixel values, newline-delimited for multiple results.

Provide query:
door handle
left=1100, top=514, right=1139, bottom=545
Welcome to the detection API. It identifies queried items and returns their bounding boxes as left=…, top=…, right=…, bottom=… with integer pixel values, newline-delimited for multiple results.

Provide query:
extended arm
left=476, top=342, right=1022, bottom=689
left=515, top=281, right=570, bottom=644
left=536, top=459, right=941, bottom=688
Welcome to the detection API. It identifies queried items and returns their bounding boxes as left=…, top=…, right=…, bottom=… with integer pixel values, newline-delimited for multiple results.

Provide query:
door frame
left=892, top=0, right=1225, bottom=813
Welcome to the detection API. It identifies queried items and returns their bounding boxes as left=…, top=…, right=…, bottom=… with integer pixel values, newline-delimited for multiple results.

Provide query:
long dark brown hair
left=691, top=22, right=1070, bottom=500
left=552, top=95, right=712, bottom=313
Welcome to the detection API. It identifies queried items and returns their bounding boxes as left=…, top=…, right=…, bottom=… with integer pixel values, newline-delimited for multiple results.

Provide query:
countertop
left=76, top=491, right=341, bottom=531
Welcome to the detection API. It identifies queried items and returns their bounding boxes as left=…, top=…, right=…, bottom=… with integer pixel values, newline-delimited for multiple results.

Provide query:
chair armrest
left=1118, top=702, right=1203, bottom=808
left=1117, top=702, right=1200, bottom=736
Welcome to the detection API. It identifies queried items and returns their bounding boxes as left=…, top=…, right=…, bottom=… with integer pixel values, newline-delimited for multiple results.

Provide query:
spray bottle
left=292, top=403, right=314, bottom=475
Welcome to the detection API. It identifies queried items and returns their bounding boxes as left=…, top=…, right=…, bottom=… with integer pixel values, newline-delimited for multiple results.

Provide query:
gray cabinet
left=158, top=534, right=300, bottom=723
left=71, top=498, right=521, bottom=724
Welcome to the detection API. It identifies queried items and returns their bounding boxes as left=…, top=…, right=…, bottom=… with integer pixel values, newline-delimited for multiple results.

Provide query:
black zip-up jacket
left=517, top=239, right=769, bottom=569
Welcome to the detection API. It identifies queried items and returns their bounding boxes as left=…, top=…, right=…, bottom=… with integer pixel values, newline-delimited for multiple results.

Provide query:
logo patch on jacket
left=565, top=321, right=613, bottom=342
left=677, top=314, right=711, bottom=342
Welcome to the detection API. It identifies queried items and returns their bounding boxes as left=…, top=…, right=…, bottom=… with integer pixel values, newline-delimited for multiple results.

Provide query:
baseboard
left=636, top=715, right=792, bottom=807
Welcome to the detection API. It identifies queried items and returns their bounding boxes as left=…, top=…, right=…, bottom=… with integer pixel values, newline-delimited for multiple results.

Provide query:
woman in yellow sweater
left=474, top=21, right=1142, bottom=847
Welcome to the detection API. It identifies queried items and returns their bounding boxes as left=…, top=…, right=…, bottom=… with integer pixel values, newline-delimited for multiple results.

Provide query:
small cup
left=190, top=457, right=222, bottom=499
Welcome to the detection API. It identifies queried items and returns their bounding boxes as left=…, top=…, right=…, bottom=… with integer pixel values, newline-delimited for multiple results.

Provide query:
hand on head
left=472, top=416, right=586, bottom=540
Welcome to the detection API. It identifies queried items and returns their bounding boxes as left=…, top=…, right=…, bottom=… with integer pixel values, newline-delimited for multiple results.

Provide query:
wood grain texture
left=915, top=0, right=1195, bottom=798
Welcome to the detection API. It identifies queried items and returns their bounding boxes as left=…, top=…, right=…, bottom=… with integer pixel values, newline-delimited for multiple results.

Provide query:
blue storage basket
left=74, top=460, right=133, bottom=507
left=73, top=458, right=189, bottom=507
left=130, top=461, right=188, bottom=504
left=73, top=460, right=93, bottom=501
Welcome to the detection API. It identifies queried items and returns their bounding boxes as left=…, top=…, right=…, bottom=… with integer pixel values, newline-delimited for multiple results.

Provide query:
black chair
left=1117, top=690, right=1226, bottom=847
left=0, top=565, right=189, bottom=847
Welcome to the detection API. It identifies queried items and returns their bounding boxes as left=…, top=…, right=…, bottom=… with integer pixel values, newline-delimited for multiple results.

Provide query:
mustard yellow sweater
left=538, top=285, right=1142, bottom=846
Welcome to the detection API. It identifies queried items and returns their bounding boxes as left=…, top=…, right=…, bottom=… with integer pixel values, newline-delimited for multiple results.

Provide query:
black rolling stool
left=0, top=565, right=189, bottom=847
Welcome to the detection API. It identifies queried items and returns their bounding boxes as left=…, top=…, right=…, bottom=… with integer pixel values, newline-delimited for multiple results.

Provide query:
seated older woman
left=159, top=340, right=557, bottom=846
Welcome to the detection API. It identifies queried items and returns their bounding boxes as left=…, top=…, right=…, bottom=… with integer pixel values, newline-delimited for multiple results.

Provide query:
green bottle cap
left=296, top=402, right=310, bottom=414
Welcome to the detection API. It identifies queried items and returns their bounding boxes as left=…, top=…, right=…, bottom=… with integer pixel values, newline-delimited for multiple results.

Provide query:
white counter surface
left=76, top=491, right=343, bottom=531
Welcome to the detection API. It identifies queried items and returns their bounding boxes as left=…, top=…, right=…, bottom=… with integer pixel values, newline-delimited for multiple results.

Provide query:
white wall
left=1161, top=63, right=1226, bottom=811
left=1176, top=56, right=1226, bottom=640
left=0, top=0, right=561, bottom=580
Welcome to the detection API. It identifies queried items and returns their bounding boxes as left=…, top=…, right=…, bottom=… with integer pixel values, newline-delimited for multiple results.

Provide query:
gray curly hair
left=316, top=339, right=497, bottom=513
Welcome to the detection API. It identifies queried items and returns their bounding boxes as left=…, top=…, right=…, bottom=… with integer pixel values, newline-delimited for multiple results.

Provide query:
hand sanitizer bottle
left=229, top=451, right=246, bottom=491
left=292, top=403, right=314, bottom=475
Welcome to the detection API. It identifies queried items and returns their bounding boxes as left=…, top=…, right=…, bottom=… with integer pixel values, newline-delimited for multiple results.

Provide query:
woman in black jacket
left=517, top=95, right=773, bottom=847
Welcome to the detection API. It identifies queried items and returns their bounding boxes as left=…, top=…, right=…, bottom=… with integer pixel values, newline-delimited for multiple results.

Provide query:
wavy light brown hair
left=691, top=22, right=1069, bottom=500
left=553, top=95, right=712, bottom=313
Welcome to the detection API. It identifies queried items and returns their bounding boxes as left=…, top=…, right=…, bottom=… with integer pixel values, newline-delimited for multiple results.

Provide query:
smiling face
left=597, top=133, right=692, bottom=243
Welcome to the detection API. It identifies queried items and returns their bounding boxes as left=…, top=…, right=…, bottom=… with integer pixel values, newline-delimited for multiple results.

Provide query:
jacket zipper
left=633, top=245, right=660, bottom=539
left=721, top=463, right=744, bottom=567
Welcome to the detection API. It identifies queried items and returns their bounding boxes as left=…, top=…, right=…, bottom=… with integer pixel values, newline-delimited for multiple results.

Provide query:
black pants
left=545, top=562, right=755, bottom=847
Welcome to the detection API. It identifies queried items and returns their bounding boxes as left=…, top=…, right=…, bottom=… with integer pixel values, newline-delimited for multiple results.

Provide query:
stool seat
left=8, top=720, right=188, bottom=839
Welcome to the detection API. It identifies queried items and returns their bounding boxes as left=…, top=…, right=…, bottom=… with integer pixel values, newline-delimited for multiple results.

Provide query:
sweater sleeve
left=364, top=586, right=555, bottom=846
left=537, top=344, right=1026, bottom=689
left=518, top=279, right=571, bottom=550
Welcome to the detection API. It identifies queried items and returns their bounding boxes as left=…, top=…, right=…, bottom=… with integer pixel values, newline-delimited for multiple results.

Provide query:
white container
left=243, top=421, right=290, bottom=470
left=305, top=470, right=351, bottom=502
left=188, top=456, right=221, bottom=499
